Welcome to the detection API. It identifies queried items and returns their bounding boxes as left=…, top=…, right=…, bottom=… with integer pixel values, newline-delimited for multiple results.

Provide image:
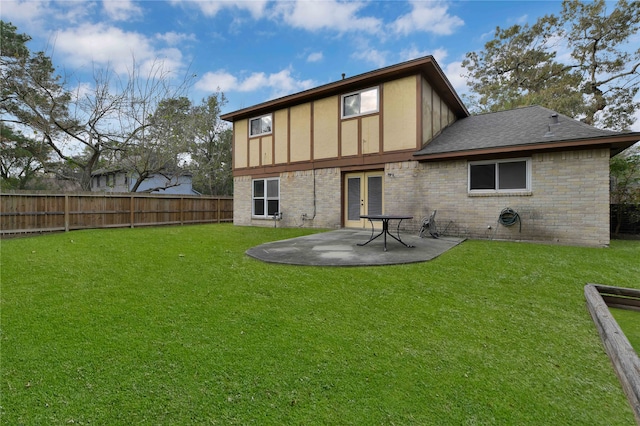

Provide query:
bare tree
left=1, top=21, right=193, bottom=190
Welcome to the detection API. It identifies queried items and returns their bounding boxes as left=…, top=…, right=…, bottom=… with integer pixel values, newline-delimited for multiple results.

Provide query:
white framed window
left=249, top=114, right=272, bottom=137
left=252, top=177, right=280, bottom=218
left=341, top=87, right=379, bottom=118
left=468, top=158, right=531, bottom=193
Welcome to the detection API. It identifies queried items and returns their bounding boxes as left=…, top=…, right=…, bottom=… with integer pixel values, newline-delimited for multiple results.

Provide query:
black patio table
left=357, top=214, right=415, bottom=251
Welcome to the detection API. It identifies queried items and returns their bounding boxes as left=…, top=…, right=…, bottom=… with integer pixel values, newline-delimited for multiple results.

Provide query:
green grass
left=611, top=308, right=640, bottom=353
left=1, top=224, right=639, bottom=425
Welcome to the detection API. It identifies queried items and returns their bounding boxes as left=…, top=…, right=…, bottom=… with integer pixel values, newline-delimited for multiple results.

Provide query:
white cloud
left=156, top=31, right=197, bottom=46
left=399, top=45, right=430, bottom=62
left=1, top=0, right=94, bottom=35
left=0, top=0, right=50, bottom=25
left=442, top=60, right=468, bottom=95
left=431, top=48, right=448, bottom=64
left=195, top=68, right=315, bottom=99
left=195, top=71, right=238, bottom=93
left=307, top=52, right=324, bottom=63
left=53, top=23, right=185, bottom=78
left=390, top=1, right=463, bottom=36
left=169, top=0, right=269, bottom=19
left=272, top=0, right=382, bottom=34
left=351, top=48, right=388, bottom=68
left=397, top=47, right=452, bottom=79
left=102, top=0, right=143, bottom=21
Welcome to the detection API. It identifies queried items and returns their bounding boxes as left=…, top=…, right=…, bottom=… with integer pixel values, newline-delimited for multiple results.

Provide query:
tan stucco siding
left=383, top=76, right=417, bottom=151
left=421, top=77, right=456, bottom=145
left=361, top=115, right=380, bottom=154
left=261, top=135, right=273, bottom=165
left=290, top=104, right=311, bottom=162
left=313, top=97, right=339, bottom=159
left=422, top=79, right=434, bottom=142
left=234, top=121, right=248, bottom=169
left=274, top=109, right=288, bottom=164
left=341, top=119, right=359, bottom=157
left=249, top=138, right=260, bottom=167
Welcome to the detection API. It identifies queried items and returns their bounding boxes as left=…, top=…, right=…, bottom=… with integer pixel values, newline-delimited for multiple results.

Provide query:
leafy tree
left=189, top=93, right=233, bottom=196
left=462, top=0, right=640, bottom=130
left=1, top=21, right=74, bottom=185
left=610, top=149, right=640, bottom=235
left=0, top=126, right=50, bottom=190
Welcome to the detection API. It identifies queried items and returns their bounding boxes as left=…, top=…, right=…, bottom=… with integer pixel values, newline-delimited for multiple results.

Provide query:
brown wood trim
left=245, top=124, right=250, bottom=170
left=310, top=101, right=314, bottom=161
left=358, top=117, right=362, bottom=156
left=287, top=108, right=291, bottom=164
left=233, top=149, right=415, bottom=177
left=271, top=113, right=276, bottom=166
left=416, top=75, right=422, bottom=150
left=430, top=83, right=434, bottom=141
left=337, top=96, right=342, bottom=158
left=378, top=84, right=384, bottom=154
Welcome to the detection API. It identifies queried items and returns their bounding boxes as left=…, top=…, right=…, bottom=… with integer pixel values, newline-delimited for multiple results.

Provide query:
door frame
left=343, top=170, right=384, bottom=228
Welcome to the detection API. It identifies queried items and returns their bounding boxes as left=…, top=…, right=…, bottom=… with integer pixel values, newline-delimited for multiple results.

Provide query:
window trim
left=252, top=177, right=280, bottom=219
left=341, top=86, right=379, bottom=119
left=468, top=158, right=531, bottom=194
left=249, top=114, right=273, bottom=137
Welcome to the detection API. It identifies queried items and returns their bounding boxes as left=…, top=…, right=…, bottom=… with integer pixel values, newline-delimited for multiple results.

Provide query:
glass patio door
left=344, top=171, right=383, bottom=228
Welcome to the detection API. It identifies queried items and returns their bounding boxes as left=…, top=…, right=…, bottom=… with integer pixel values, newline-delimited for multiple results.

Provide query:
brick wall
left=233, top=168, right=342, bottom=229
left=413, top=148, right=610, bottom=246
left=234, top=148, right=611, bottom=246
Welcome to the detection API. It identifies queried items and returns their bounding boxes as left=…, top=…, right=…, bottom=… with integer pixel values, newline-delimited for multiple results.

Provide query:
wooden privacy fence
left=0, top=193, right=233, bottom=236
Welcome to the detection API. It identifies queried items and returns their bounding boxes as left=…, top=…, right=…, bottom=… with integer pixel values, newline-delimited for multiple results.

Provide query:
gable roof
left=414, top=105, right=640, bottom=160
left=221, top=56, right=469, bottom=122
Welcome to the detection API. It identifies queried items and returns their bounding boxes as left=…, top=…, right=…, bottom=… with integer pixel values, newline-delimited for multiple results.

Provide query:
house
left=91, top=169, right=199, bottom=195
left=220, top=56, right=639, bottom=246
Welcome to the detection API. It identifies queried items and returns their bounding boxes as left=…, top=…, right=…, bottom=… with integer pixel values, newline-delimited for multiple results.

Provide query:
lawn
left=1, top=224, right=639, bottom=425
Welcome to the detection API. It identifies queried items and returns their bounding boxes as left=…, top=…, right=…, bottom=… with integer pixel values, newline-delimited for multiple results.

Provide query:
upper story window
left=249, top=114, right=272, bottom=137
left=341, top=87, right=379, bottom=118
left=469, top=158, right=531, bottom=193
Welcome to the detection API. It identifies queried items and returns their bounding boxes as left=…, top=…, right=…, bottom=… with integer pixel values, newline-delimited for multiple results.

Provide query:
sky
left=2, top=0, right=639, bottom=130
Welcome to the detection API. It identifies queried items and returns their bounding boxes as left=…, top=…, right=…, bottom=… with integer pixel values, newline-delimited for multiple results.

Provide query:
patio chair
left=418, top=210, right=439, bottom=239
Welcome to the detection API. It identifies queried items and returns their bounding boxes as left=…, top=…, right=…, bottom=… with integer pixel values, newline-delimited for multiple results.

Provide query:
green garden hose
left=498, top=207, right=521, bottom=232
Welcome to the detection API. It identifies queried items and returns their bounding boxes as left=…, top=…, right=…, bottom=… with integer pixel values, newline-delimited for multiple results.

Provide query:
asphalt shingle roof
left=414, top=105, right=631, bottom=156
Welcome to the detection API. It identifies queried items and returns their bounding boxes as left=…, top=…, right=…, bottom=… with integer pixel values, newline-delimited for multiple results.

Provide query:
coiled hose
left=498, top=207, right=521, bottom=232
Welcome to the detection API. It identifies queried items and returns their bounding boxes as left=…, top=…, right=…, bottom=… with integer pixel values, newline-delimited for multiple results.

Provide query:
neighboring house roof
left=414, top=105, right=640, bottom=160
left=221, top=55, right=469, bottom=122
left=91, top=169, right=193, bottom=177
left=91, top=168, right=126, bottom=176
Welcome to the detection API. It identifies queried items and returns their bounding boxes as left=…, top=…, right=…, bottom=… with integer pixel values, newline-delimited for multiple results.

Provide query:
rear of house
left=221, top=56, right=639, bottom=246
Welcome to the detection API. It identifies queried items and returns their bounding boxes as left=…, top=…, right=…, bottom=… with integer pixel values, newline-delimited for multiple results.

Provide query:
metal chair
left=418, top=210, right=439, bottom=238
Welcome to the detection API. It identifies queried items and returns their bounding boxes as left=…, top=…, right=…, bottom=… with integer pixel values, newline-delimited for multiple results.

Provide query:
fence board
left=0, top=192, right=233, bottom=236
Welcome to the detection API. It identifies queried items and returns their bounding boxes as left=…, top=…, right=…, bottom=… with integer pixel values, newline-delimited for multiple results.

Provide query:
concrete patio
left=246, top=228, right=465, bottom=266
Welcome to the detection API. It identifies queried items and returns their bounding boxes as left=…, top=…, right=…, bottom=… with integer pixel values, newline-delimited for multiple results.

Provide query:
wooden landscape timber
left=584, top=284, right=640, bottom=424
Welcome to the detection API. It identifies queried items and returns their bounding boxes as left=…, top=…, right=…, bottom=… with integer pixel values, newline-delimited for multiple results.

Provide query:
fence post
left=130, top=196, right=135, bottom=228
left=217, top=198, right=221, bottom=223
left=64, top=195, right=69, bottom=232
left=180, top=197, right=184, bottom=226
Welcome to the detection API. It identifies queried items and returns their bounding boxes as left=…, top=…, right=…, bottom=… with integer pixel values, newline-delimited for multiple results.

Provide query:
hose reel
left=498, top=207, right=521, bottom=233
